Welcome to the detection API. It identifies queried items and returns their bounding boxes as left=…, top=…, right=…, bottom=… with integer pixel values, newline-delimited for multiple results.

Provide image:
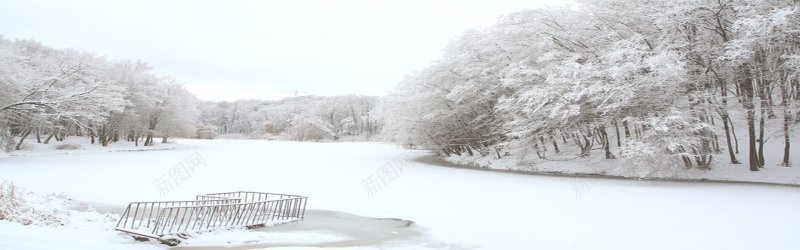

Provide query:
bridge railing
left=115, top=191, right=307, bottom=242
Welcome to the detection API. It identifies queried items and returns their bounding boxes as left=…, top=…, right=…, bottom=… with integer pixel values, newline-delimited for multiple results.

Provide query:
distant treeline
left=0, top=37, right=382, bottom=151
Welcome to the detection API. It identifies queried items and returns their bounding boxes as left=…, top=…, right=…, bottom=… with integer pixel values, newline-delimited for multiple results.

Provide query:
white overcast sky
left=0, top=0, right=570, bottom=101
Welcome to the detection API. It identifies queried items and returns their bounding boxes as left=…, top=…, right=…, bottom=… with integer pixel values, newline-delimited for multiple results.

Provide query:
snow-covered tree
left=0, top=37, right=202, bottom=150
left=381, top=0, right=800, bottom=173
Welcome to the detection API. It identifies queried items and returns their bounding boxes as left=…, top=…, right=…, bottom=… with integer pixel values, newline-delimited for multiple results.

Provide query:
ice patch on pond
left=177, top=230, right=347, bottom=247
left=173, top=209, right=420, bottom=249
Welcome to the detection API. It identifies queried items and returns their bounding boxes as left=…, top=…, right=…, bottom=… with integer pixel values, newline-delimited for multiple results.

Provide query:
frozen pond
left=2, top=139, right=800, bottom=249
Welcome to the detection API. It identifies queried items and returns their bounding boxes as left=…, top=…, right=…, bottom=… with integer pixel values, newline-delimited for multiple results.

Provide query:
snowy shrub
left=0, top=182, right=70, bottom=226
left=55, top=144, right=81, bottom=150
left=195, top=124, right=218, bottom=139
left=618, top=140, right=688, bottom=178
left=0, top=182, right=19, bottom=221
left=0, top=129, right=13, bottom=152
left=618, top=111, right=712, bottom=177
left=282, top=114, right=337, bottom=141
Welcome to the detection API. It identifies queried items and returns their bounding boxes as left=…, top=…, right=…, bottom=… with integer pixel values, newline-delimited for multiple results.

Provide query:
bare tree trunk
left=781, top=77, right=792, bottom=166
left=747, top=48, right=773, bottom=168
left=740, top=67, right=760, bottom=171
left=678, top=146, right=693, bottom=168
left=550, top=132, right=560, bottom=154
left=622, top=120, right=631, bottom=139
left=89, top=127, right=96, bottom=144
left=44, top=133, right=55, bottom=144
left=600, top=125, right=615, bottom=159
left=693, top=148, right=713, bottom=170
left=613, top=120, right=621, bottom=147
left=98, top=126, right=110, bottom=146
left=592, top=126, right=612, bottom=159
left=720, top=96, right=739, bottom=163
left=15, top=129, right=31, bottom=150
left=767, top=84, right=777, bottom=119
left=728, top=116, right=740, bottom=154
left=533, top=140, right=544, bottom=159
left=145, top=120, right=156, bottom=146
left=757, top=107, right=766, bottom=167
left=572, top=130, right=592, bottom=157
left=350, top=105, right=358, bottom=136
left=757, top=78, right=768, bottom=167
left=441, top=147, right=451, bottom=157
left=538, top=136, right=547, bottom=156
left=746, top=113, right=757, bottom=171
left=145, top=109, right=161, bottom=146
left=712, top=133, right=721, bottom=153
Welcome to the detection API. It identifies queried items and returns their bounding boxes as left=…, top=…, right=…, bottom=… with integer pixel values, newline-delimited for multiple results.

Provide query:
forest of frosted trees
left=0, top=38, right=381, bottom=151
left=0, top=38, right=199, bottom=149
left=380, top=0, right=800, bottom=171
left=2, top=0, right=798, bottom=173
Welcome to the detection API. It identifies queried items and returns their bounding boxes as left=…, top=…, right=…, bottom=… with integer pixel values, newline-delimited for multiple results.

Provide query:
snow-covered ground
left=2, top=139, right=800, bottom=249
left=445, top=145, right=800, bottom=185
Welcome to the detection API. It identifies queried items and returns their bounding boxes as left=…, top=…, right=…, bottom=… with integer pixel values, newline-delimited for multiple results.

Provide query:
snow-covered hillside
left=2, top=139, right=799, bottom=249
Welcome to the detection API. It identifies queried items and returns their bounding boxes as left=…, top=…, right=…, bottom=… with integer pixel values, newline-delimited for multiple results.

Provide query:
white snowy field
left=1, top=139, right=800, bottom=250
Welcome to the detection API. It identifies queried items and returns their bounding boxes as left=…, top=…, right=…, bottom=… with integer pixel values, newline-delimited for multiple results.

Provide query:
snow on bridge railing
left=115, top=191, right=307, bottom=245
